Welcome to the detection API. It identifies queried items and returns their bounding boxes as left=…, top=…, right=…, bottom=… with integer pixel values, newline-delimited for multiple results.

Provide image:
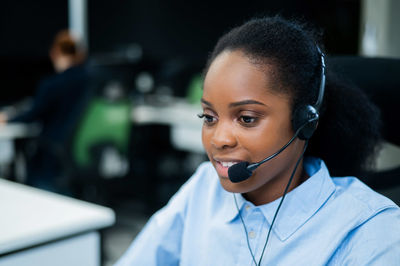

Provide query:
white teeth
left=220, top=161, right=238, bottom=168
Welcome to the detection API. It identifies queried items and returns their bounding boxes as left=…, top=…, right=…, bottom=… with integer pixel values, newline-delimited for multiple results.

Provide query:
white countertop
left=132, top=100, right=202, bottom=128
left=132, top=100, right=205, bottom=153
left=0, top=179, right=115, bottom=255
left=0, top=123, right=40, bottom=140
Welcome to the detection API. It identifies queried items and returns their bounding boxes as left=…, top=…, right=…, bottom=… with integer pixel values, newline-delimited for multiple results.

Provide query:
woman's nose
left=210, top=121, right=237, bottom=149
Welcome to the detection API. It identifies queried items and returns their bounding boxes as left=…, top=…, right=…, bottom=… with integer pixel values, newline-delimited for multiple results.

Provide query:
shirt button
left=245, top=205, right=251, bottom=211
left=248, top=231, right=256, bottom=239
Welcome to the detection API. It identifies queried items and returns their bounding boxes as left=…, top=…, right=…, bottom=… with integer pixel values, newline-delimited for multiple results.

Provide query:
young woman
left=116, top=16, right=400, bottom=265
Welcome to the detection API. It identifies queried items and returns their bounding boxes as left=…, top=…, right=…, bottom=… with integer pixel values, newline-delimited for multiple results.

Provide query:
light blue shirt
left=115, top=158, right=400, bottom=265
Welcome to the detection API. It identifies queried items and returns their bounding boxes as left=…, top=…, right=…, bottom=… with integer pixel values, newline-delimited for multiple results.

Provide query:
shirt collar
left=222, top=157, right=336, bottom=241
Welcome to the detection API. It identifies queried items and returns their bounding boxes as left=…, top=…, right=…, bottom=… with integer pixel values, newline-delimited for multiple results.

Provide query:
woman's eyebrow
left=201, top=99, right=267, bottom=108
left=201, top=98, right=213, bottom=107
left=229, top=100, right=266, bottom=108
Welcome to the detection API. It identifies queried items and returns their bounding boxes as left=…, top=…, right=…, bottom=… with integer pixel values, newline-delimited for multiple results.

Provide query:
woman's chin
left=218, top=176, right=248, bottom=193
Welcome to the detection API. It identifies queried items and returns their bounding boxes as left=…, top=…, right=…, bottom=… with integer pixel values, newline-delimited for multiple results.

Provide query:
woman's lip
left=212, top=157, right=248, bottom=178
left=213, top=157, right=244, bottom=163
left=214, top=160, right=230, bottom=178
left=213, top=160, right=244, bottom=178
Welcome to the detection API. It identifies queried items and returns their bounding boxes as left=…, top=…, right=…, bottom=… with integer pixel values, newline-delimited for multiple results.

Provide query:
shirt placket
left=242, top=205, right=267, bottom=265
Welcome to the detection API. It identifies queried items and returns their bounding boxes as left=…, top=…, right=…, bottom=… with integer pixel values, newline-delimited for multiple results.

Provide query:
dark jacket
left=10, top=64, right=89, bottom=144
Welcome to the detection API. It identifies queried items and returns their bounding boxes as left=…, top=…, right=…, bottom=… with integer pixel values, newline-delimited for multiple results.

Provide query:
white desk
left=0, top=123, right=40, bottom=140
left=132, top=100, right=204, bottom=153
left=0, top=179, right=115, bottom=266
left=0, top=123, right=40, bottom=165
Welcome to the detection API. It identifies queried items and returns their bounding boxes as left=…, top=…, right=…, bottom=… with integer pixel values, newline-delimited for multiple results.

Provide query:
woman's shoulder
left=307, top=157, right=399, bottom=218
left=307, top=158, right=399, bottom=233
left=307, top=159, right=400, bottom=263
left=327, top=177, right=400, bottom=264
left=327, top=175, right=400, bottom=245
left=331, top=175, right=399, bottom=216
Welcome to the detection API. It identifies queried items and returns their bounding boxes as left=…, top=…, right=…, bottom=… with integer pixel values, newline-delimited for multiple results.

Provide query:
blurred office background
left=1, top=0, right=399, bottom=265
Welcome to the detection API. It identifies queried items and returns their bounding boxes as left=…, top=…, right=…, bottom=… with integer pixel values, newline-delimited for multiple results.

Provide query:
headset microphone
left=228, top=117, right=317, bottom=183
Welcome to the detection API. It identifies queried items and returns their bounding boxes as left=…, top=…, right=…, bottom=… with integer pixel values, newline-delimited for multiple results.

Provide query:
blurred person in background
left=0, top=30, right=89, bottom=193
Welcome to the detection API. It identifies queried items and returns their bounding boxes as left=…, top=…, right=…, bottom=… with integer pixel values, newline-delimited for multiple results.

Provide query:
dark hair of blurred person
left=49, top=30, right=86, bottom=72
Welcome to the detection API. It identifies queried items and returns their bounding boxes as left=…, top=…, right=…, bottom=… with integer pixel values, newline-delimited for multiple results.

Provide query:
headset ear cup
left=292, top=105, right=319, bottom=140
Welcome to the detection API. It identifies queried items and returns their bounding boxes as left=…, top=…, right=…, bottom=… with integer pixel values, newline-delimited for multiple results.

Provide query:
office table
left=0, top=123, right=40, bottom=140
left=0, top=123, right=40, bottom=162
left=0, top=123, right=41, bottom=179
left=0, top=178, right=115, bottom=266
left=131, top=99, right=204, bottom=153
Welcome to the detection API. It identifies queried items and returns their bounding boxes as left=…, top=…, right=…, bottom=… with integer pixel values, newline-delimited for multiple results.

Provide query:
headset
left=231, top=45, right=326, bottom=266
left=292, top=45, right=326, bottom=140
left=228, top=46, right=326, bottom=183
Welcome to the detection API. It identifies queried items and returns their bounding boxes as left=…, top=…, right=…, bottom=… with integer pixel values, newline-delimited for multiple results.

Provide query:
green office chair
left=73, top=98, right=131, bottom=168
left=67, top=95, right=132, bottom=203
left=186, top=74, right=203, bottom=105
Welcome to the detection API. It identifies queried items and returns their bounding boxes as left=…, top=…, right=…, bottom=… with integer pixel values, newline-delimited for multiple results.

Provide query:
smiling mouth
left=213, top=158, right=244, bottom=178
left=219, top=161, right=239, bottom=168
left=214, top=158, right=243, bottom=168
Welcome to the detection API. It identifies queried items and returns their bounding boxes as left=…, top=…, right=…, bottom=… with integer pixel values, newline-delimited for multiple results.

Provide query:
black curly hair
left=204, top=16, right=382, bottom=177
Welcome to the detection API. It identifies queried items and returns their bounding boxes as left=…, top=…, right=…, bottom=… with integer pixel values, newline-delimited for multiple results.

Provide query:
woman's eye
left=240, top=116, right=256, bottom=124
left=240, top=116, right=257, bottom=124
left=198, top=113, right=216, bottom=125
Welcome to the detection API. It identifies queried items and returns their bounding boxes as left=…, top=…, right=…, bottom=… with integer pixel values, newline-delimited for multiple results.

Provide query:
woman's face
left=201, top=50, right=305, bottom=205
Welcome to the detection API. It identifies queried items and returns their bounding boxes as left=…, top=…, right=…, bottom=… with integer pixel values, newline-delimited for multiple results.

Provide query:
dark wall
left=1, top=0, right=68, bottom=104
left=89, top=0, right=360, bottom=61
left=1, top=0, right=360, bottom=103
left=0, top=0, right=68, bottom=57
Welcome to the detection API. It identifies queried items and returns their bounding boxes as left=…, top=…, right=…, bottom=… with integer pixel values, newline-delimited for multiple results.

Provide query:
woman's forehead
left=203, top=50, right=290, bottom=104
